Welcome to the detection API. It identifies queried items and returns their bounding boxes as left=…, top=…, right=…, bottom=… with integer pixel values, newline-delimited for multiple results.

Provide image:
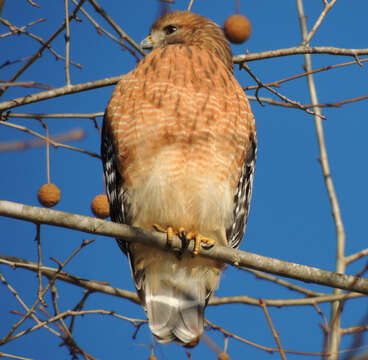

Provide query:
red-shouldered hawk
left=101, top=11, right=256, bottom=346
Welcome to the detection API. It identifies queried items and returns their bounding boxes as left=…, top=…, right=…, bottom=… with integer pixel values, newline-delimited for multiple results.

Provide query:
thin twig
left=0, top=121, right=100, bottom=159
left=0, top=240, right=93, bottom=346
left=0, top=18, right=82, bottom=70
left=88, top=0, right=145, bottom=57
left=246, top=94, right=368, bottom=110
left=3, top=309, right=145, bottom=345
left=26, top=0, right=40, bottom=7
left=34, top=224, right=47, bottom=306
left=0, top=272, right=60, bottom=337
left=0, top=352, right=33, bottom=360
left=303, top=0, right=338, bottom=45
left=0, top=0, right=87, bottom=96
left=0, top=56, right=33, bottom=70
left=4, top=112, right=104, bottom=119
left=0, top=17, right=45, bottom=38
left=341, top=326, right=368, bottom=335
left=260, top=300, right=287, bottom=360
left=243, top=268, right=325, bottom=297
left=64, top=0, right=72, bottom=85
left=0, top=128, right=85, bottom=152
left=206, top=319, right=329, bottom=356
left=345, top=249, right=368, bottom=265
left=38, top=119, right=51, bottom=184
left=68, top=290, right=93, bottom=334
left=242, top=63, right=326, bottom=119
left=71, top=0, right=124, bottom=46
left=187, top=0, right=194, bottom=11
left=245, top=57, right=368, bottom=91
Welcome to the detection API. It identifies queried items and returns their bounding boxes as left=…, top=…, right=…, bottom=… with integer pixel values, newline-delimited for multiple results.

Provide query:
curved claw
left=177, top=229, right=189, bottom=258
left=152, top=224, right=215, bottom=256
left=153, top=224, right=174, bottom=248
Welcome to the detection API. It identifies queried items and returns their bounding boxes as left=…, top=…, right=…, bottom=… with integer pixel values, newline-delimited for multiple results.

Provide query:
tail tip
left=183, top=336, right=200, bottom=348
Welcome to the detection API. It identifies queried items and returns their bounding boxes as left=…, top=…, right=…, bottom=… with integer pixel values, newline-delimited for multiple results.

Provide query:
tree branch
left=233, top=46, right=368, bottom=63
left=0, top=200, right=367, bottom=295
left=1, top=254, right=364, bottom=308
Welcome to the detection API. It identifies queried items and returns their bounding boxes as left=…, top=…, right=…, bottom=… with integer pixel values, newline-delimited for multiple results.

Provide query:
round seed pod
left=218, top=352, right=230, bottom=360
left=91, top=194, right=110, bottom=219
left=224, top=14, right=252, bottom=44
left=148, top=356, right=157, bottom=360
left=38, top=183, right=61, bottom=208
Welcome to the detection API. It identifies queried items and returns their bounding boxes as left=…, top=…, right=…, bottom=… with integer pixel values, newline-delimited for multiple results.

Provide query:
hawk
left=101, top=11, right=256, bottom=346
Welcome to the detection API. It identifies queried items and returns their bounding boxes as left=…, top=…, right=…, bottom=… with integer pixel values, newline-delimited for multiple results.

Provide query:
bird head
left=141, top=11, right=233, bottom=71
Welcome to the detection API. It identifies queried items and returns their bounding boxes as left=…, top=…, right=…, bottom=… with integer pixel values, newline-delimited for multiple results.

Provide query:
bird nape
left=101, top=10, right=256, bottom=346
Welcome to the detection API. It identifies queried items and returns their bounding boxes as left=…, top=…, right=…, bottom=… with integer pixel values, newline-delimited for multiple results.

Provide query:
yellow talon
left=191, top=233, right=216, bottom=256
left=152, top=225, right=215, bottom=256
left=153, top=224, right=174, bottom=247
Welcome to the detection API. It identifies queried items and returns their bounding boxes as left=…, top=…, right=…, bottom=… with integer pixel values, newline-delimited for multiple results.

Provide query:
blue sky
left=1, top=1, right=368, bottom=359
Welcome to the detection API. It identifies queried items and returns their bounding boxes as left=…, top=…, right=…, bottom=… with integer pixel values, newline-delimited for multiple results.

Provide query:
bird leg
left=152, top=225, right=215, bottom=256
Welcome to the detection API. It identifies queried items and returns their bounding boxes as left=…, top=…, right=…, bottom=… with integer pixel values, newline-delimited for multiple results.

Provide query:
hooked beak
left=140, top=35, right=153, bottom=50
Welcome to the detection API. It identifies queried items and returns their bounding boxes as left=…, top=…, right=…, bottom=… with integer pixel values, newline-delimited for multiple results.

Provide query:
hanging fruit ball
left=148, top=356, right=157, bottom=360
left=218, top=352, right=230, bottom=360
left=38, top=183, right=61, bottom=208
left=224, top=14, right=252, bottom=44
left=91, top=194, right=110, bottom=219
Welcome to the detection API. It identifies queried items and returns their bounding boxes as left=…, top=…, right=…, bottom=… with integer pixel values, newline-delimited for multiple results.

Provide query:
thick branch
left=0, top=200, right=367, bottom=294
left=297, top=2, right=346, bottom=358
left=234, top=46, right=368, bottom=63
left=0, top=76, right=122, bottom=112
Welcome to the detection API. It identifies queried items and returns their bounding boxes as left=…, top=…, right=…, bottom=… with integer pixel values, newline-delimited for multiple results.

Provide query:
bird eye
left=163, top=25, right=177, bottom=35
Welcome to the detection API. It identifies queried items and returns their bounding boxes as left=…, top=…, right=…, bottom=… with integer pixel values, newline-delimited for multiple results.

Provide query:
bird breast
left=106, top=45, right=254, bottom=240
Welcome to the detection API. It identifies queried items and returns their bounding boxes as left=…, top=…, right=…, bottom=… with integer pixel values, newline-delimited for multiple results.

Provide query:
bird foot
left=152, top=225, right=215, bottom=256
left=184, top=230, right=216, bottom=256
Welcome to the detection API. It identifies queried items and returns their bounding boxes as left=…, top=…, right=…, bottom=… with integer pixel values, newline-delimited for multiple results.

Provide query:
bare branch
left=0, top=75, right=121, bottom=111
left=206, top=319, right=330, bottom=356
left=242, top=63, right=326, bottom=119
left=303, top=0, right=338, bottom=45
left=345, top=249, right=368, bottom=265
left=0, top=18, right=82, bottom=70
left=187, top=0, right=195, bottom=11
left=245, top=57, right=368, bottom=91
left=296, top=1, right=346, bottom=358
left=64, top=0, right=72, bottom=85
left=26, top=0, right=40, bottom=7
left=0, top=121, right=100, bottom=158
left=0, top=271, right=60, bottom=337
left=0, top=128, right=85, bottom=152
left=233, top=46, right=368, bottom=63
left=1, top=254, right=365, bottom=308
left=0, top=0, right=87, bottom=96
left=0, top=254, right=140, bottom=304
left=0, top=352, right=33, bottom=360
left=0, top=200, right=367, bottom=294
left=243, top=268, right=325, bottom=297
left=88, top=0, right=145, bottom=57
left=4, top=112, right=104, bottom=119
left=260, top=300, right=287, bottom=360
left=341, top=326, right=368, bottom=335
